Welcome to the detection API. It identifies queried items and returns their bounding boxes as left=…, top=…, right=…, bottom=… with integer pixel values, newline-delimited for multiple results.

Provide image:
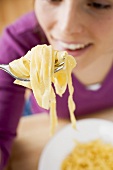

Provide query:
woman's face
left=34, top=0, right=113, bottom=83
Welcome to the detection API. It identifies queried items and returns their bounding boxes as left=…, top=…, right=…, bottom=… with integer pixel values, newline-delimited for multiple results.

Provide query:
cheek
left=34, top=1, right=56, bottom=32
left=35, top=10, right=53, bottom=35
left=92, top=17, right=113, bottom=42
left=37, top=13, right=47, bottom=28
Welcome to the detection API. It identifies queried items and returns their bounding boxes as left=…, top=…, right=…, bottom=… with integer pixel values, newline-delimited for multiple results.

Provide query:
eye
left=87, top=2, right=111, bottom=9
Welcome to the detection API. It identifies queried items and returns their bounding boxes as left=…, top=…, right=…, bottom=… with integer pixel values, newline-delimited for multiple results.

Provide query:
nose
left=58, top=3, right=84, bottom=35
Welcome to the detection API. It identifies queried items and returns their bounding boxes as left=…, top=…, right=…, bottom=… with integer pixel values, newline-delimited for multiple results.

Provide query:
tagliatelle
left=61, top=139, right=113, bottom=170
left=9, top=44, right=76, bottom=134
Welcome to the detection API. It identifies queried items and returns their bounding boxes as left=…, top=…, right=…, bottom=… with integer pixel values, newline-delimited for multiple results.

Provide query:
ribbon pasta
left=9, top=44, right=76, bottom=134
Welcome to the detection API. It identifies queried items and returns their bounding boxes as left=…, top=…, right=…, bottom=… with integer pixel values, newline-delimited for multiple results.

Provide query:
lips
left=56, top=41, right=92, bottom=57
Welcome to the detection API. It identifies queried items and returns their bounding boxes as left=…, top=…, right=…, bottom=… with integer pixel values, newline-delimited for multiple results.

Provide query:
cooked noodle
left=61, top=139, right=113, bottom=170
left=9, top=44, right=76, bottom=134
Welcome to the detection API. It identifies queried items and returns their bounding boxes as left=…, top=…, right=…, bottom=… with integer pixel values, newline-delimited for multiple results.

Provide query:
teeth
left=60, top=42, right=85, bottom=50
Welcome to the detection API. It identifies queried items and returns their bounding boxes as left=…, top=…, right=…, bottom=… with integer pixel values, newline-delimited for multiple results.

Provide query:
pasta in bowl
left=38, top=118, right=113, bottom=170
left=61, top=139, right=113, bottom=170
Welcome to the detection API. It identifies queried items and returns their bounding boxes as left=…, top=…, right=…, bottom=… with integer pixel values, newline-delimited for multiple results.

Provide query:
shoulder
left=9, top=11, right=38, bottom=35
left=0, top=12, right=48, bottom=56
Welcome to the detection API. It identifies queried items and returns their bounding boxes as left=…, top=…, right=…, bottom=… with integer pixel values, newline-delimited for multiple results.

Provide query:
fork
left=0, top=61, right=64, bottom=82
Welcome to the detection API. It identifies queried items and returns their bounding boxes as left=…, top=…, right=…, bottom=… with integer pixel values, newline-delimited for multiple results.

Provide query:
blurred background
left=0, top=0, right=33, bottom=115
left=0, top=0, right=33, bottom=34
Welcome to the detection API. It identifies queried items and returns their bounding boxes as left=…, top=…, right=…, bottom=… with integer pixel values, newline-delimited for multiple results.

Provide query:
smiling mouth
left=59, top=42, right=92, bottom=51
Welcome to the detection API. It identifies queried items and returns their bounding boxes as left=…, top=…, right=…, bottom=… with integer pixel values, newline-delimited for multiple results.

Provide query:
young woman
left=0, top=0, right=113, bottom=169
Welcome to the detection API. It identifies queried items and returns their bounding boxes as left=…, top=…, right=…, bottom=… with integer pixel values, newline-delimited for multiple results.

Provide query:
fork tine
left=54, top=65, right=64, bottom=73
left=55, top=61, right=64, bottom=67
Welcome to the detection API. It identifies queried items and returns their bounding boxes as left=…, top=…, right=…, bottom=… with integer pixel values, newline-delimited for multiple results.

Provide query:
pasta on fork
left=9, top=44, right=77, bottom=134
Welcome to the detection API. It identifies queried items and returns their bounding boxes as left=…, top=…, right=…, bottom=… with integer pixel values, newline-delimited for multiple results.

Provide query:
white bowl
left=38, top=118, right=113, bottom=170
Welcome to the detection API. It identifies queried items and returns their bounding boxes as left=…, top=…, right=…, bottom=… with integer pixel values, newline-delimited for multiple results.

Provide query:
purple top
left=0, top=12, right=113, bottom=169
